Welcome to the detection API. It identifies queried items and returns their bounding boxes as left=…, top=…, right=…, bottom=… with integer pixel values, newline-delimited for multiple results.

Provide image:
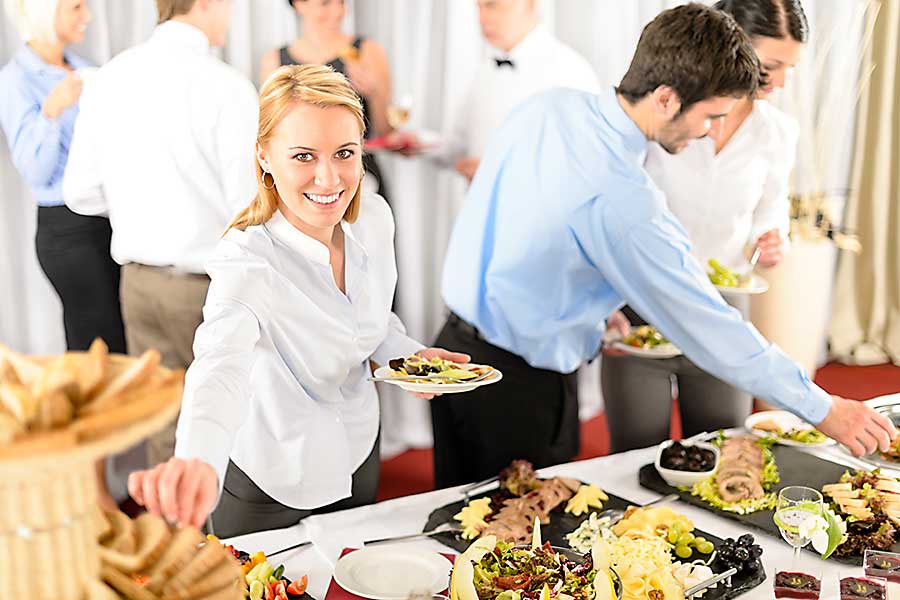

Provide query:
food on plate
left=689, top=435, right=779, bottom=514
left=707, top=259, right=748, bottom=288
left=450, top=524, right=622, bottom=600
left=621, top=326, right=670, bottom=350
left=822, top=470, right=900, bottom=557
left=566, top=484, right=609, bottom=516
left=751, top=419, right=828, bottom=445
left=96, top=509, right=244, bottom=600
left=388, top=354, right=493, bottom=383
left=566, top=512, right=616, bottom=553
left=0, top=339, right=182, bottom=455
left=211, top=538, right=309, bottom=600
left=711, top=534, right=763, bottom=576
left=879, top=437, right=900, bottom=462
left=659, top=442, right=716, bottom=472
left=774, top=571, right=821, bottom=600
left=565, top=505, right=763, bottom=599
left=456, top=498, right=493, bottom=540
left=454, top=460, right=586, bottom=543
left=840, top=577, right=886, bottom=600
left=612, top=506, right=714, bottom=561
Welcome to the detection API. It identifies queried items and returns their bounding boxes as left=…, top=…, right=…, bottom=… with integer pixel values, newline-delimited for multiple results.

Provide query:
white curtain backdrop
left=0, top=0, right=863, bottom=458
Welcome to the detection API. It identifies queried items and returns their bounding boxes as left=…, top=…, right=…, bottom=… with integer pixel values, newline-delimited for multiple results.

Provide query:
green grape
left=667, top=530, right=680, bottom=544
left=692, top=536, right=707, bottom=546
left=675, top=545, right=693, bottom=559
left=677, top=532, right=695, bottom=545
left=697, top=541, right=715, bottom=554
left=670, top=523, right=682, bottom=535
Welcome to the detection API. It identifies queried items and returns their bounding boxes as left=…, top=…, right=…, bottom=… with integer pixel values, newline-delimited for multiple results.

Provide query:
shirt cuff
left=174, top=417, right=233, bottom=502
left=370, top=330, right=425, bottom=368
left=801, top=386, right=833, bottom=425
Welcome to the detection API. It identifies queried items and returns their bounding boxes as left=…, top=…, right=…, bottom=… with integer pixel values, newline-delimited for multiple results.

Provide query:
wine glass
left=387, top=93, right=413, bottom=130
left=773, top=486, right=824, bottom=567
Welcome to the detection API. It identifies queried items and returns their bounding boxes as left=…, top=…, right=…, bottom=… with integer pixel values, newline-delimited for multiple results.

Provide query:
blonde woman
left=260, top=0, right=394, bottom=200
left=127, top=65, right=467, bottom=538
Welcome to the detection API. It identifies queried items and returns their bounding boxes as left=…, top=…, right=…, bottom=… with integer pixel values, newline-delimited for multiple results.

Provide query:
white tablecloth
left=226, top=395, right=900, bottom=600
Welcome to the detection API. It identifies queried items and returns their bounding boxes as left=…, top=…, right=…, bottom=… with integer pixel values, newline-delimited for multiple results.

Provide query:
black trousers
left=209, top=433, right=381, bottom=539
left=35, top=206, right=126, bottom=353
left=431, top=315, right=579, bottom=489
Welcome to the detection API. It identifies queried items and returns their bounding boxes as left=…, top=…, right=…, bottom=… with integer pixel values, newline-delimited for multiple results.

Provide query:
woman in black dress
left=261, top=0, right=394, bottom=200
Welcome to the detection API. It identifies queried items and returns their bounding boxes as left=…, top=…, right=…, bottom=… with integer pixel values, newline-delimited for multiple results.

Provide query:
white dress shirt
left=645, top=100, right=799, bottom=270
left=63, top=21, right=259, bottom=274
left=174, top=194, right=424, bottom=509
left=439, top=25, right=601, bottom=164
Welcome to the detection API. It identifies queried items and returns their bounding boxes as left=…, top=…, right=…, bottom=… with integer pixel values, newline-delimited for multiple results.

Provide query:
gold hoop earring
left=261, top=171, right=276, bottom=190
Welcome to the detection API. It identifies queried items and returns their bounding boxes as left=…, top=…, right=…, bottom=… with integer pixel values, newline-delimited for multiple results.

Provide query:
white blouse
left=174, top=194, right=424, bottom=509
left=645, top=100, right=799, bottom=270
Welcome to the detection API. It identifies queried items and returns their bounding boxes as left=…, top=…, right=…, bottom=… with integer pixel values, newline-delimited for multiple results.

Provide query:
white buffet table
left=226, top=394, right=900, bottom=600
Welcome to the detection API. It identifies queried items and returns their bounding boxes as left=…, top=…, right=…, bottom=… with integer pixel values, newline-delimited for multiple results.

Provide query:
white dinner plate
left=373, top=364, right=502, bottom=394
left=609, top=340, right=682, bottom=359
left=333, top=547, right=452, bottom=600
left=745, top=410, right=834, bottom=447
left=714, top=274, right=769, bottom=296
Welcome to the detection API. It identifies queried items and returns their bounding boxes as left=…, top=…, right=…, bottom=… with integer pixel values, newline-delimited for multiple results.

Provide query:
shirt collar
left=265, top=208, right=331, bottom=265
left=15, top=44, right=90, bottom=75
left=150, top=20, right=211, bottom=54
left=265, top=208, right=368, bottom=265
left=492, top=24, right=549, bottom=64
left=599, top=87, right=648, bottom=161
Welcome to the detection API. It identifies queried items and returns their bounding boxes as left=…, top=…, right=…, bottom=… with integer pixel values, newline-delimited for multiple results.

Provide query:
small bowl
left=654, top=440, right=720, bottom=487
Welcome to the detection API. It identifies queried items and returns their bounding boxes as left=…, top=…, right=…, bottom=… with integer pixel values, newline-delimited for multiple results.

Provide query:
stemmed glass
left=387, top=93, right=413, bottom=130
left=773, top=486, right=824, bottom=567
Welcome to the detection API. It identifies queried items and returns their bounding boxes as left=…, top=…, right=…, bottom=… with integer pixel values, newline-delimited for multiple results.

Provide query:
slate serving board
left=424, top=487, right=765, bottom=600
left=638, top=444, right=893, bottom=565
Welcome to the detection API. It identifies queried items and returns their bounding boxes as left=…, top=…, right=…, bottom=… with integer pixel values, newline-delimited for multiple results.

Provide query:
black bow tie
left=494, top=57, right=515, bottom=69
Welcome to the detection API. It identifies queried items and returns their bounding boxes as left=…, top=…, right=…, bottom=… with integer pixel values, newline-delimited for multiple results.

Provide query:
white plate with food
left=707, top=258, right=769, bottom=296
left=609, top=325, right=682, bottom=359
left=333, top=547, right=452, bottom=600
left=745, top=410, right=834, bottom=446
left=373, top=355, right=501, bottom=394
left=714, top=274, right=769, bottom=296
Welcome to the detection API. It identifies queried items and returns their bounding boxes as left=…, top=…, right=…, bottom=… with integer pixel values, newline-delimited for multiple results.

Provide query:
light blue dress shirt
left=442, top=87, right=832, bottom=425
left=0, top=45, right=90, bottom=207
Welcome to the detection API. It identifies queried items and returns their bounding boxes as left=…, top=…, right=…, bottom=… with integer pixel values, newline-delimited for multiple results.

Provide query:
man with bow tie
left=431, top=0, right=600, bottom=182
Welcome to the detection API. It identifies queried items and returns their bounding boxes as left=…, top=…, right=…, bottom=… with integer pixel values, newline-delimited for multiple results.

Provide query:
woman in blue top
left=0, top=0, right=126, bottom=357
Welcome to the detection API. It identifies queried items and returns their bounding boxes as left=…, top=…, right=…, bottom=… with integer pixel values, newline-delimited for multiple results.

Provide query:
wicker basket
left=0, top=354, right=182, bottom=600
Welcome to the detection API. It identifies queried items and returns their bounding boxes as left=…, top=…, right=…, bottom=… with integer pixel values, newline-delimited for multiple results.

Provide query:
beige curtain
left=830, top=0, right=900, bottom=365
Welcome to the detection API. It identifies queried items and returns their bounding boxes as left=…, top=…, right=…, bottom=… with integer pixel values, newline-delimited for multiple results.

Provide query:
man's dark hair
left=714, top=0, right=809, bottom=43
left=617, top=3, right=761, bottom=112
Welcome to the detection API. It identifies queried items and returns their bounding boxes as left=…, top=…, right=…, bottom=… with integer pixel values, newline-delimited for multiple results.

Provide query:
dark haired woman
left=260, top=0, right=394, bottom=202
left=602, top=0, right=810, bottom=452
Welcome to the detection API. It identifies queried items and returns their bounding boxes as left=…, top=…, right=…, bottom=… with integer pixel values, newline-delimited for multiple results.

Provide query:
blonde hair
left=227, top=64, right=366, bottom=233
left=4, top=0, right=58, bottom=44
left=156, top=0, right=197, bottom=23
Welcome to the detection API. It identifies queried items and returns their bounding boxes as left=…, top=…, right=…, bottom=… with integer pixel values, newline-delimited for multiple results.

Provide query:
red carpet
left=376, top=361, right=900, bottom=501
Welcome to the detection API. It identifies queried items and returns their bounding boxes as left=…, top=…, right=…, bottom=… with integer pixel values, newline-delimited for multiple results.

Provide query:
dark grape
left=718, top=547, right=733, bottom=560
left=722, top=538, right=735, bottom=548
left=738, top=534, right=755, bottom=546
left=744, top=559, right=762, bottom=573
left=734, top=546, right=750, bottom=562
left=749, top=545, right=763, bottom=559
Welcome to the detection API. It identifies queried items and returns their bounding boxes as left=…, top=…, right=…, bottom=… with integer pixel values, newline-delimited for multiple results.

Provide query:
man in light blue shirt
left=433, top=3, right=895, bottom=487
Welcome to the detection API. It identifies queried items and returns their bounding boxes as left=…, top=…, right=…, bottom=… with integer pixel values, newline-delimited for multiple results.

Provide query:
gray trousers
left=602, top=354, right=752, bottom=453
left=209, top=434, right=381, bottom=539
left=603, top=296, right=752, bottom=453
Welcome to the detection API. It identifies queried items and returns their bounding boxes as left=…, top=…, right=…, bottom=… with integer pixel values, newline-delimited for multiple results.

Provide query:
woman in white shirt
left=602, top=0, right=808, bottom=452
left=126, top=65, right=468, bottom=537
